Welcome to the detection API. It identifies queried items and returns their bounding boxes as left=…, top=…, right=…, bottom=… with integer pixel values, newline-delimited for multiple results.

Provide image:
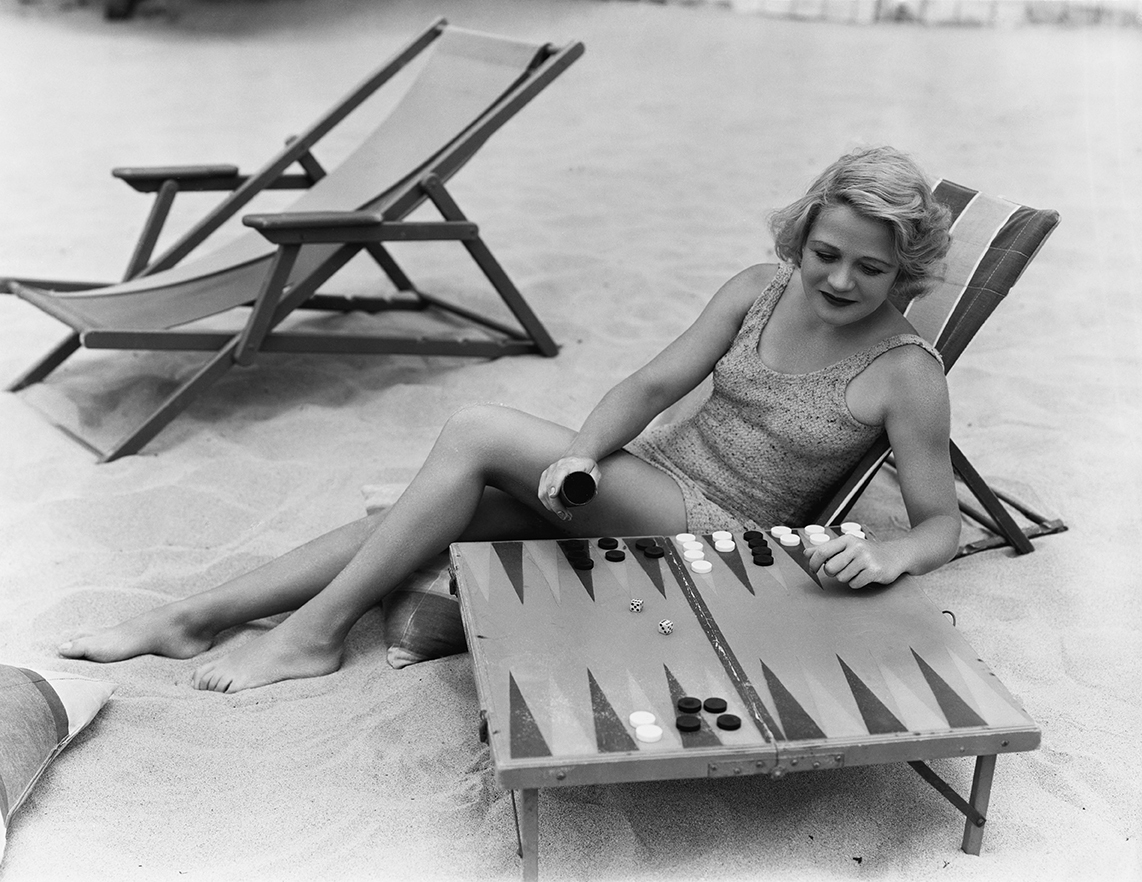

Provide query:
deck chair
left=2, top=19, right=584, bottom=462
left=814, top=180, right=1066, bottom=556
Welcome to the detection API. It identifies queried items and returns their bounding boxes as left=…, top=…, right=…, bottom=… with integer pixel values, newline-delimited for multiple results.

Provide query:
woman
left=59, top=146, right=961, bottom=693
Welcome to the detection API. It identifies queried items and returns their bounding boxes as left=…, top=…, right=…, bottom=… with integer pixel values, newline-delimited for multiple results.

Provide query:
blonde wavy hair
left=768, top=146, right=952, bottom=306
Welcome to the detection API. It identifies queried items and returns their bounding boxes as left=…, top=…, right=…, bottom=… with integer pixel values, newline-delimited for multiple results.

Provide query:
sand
left=0, top=0, right=1138, bottom=879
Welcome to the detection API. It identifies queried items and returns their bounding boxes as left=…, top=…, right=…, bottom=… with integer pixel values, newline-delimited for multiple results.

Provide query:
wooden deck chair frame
left=3, top=19, right=584, bottom=462
left=814, top=180, right=1066, bottom=557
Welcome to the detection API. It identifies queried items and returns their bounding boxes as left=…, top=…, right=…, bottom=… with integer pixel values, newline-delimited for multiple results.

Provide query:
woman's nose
left=828, top=264, right=855, bottom=291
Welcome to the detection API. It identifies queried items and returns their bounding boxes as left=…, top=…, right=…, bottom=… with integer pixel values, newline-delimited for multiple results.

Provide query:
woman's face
left=799, top=203, right=899, bottom=326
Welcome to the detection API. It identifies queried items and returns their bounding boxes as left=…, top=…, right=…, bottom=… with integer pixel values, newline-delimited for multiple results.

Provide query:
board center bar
left=661, top=537, right=782, bottom=744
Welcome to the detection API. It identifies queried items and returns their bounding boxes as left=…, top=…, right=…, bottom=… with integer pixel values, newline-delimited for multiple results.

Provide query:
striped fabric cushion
left=0, top=666, right=115, bottom=856
left=903, top=180, right=1061, bottom=367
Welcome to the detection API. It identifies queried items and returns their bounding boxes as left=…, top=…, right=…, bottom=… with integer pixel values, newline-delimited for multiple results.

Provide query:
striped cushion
left=904, top=180, right=1060, bottom=369
left=0, top=666, right=115, bottom=856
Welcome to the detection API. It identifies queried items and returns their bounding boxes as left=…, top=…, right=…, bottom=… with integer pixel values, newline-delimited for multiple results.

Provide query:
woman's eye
left=860, top=264, right=886, bottom=276
left=813, top=250, right=837, bottom=262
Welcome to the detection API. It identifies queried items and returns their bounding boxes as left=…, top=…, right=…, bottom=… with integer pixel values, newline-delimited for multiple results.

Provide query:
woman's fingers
left=806, top=535, right=885, bottom=590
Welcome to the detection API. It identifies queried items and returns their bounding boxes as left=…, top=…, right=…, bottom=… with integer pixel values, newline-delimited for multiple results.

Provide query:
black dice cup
left=558, top=471, right=597, bottom=507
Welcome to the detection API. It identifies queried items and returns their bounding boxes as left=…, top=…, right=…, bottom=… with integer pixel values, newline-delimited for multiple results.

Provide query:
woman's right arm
left=539, top=264, right=777, bottom=514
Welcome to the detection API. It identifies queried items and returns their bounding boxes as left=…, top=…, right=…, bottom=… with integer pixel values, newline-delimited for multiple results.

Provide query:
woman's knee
left=435, top=404, right=569, bottom=473
left=439, top=403, right=514, bottom=448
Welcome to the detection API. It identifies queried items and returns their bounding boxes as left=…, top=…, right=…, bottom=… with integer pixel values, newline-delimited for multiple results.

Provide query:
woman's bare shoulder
left=735, top=262, right=782, bottom=288
left=713, top=262, right=783, bottom=306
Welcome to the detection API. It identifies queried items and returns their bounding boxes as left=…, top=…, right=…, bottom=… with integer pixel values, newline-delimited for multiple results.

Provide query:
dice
left=630, top=598, right=643, bottom=613
left=658, top=619, right=674, bottom=635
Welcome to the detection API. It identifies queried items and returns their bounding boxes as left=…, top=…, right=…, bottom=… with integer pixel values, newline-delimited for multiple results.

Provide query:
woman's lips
left=820, top=290, right=855, bottom=307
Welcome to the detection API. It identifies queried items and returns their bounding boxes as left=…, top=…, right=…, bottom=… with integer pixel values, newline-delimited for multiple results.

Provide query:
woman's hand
left=804, top=533, right=905, bottom=590
left=538, top=456, right=602, bottom=521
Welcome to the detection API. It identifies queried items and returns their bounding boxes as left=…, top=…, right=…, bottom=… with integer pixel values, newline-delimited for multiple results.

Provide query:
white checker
left=779, top=533, right=801, bottom=547
left=690, top=559, right=713, bottom=574
left=711, top=530, right=732, bottom=541
left=629, top=710, right=656, bottom=728
left=675, top=533, right=696, bottom=543
left=770, top=526, right=793, bottom=536
left=840, top=522, right=862, bottom=534
left=809, top=532, right=830, bottom=545
left=635, top=723, right=663, bottom=743
left=715, top=539, right=736, bottom=553
left=684, top=549, right=705, bottom=561
left=804, top=524, right=826, bottom=534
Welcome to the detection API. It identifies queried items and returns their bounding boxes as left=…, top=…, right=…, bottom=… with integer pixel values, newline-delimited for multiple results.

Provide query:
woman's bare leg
left=58, top=514, right=387, bottom=662
left=56, top=479, right=564, bottom=665
left=189, top=404, right=688, bottom=693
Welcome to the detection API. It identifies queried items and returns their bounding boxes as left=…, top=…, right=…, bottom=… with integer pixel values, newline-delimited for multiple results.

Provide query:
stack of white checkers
left=676, top=524, right=865, bottom=574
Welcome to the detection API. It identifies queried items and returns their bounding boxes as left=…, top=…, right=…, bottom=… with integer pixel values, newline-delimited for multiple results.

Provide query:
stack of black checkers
left=675, top=695, right=741, bottom=732
left=633, top=538, right=664, bottom=559
left=743, top=530, right=773, bottom=567
left=560, top=539, right=594, bottom=570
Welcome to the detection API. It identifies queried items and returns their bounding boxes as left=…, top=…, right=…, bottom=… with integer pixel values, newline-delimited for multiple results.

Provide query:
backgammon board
left=449, top=527, right=1039, bottom=878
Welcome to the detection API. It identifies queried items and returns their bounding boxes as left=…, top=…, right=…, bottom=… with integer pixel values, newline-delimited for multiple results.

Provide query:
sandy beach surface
left=0, top=0, right=1139, bottom=879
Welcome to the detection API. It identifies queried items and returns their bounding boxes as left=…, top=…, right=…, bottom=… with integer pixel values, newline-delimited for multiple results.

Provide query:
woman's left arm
left=807, top=348, right=960, bottom=588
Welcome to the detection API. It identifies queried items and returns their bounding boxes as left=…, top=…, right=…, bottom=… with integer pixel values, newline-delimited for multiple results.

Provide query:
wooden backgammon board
left=449, top=527, right=1039, bottom=880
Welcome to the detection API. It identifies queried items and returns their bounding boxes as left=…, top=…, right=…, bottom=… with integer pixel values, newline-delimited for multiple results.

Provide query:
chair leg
left=101, top=340, right=241, bottom=462
left=7, top=333, right=81, bottom=391
left=364, top=242, right=417, bottom=294
left=123, top=180, right=179, bottom=280
left=949, top=440, right=1035, bottom=554
left=461, top=234, right=559, bottom=357
left=420, top=175, right=559, bottom=357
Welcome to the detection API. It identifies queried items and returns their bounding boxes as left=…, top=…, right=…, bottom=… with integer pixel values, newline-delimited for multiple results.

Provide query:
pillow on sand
left=363, top=485, right=468, bottom=669
left=1, top=666, right=115, bottom=858
left=381, top=552, right=468, bottom=669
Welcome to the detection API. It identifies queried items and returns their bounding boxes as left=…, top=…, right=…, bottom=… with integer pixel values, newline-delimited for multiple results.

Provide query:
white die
left=658, top=619, right=674, bottom=635
left=630, top=599, right=643, bottom=613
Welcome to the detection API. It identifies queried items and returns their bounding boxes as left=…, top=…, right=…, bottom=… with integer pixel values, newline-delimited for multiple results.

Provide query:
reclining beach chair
left=3, top=19, right=584, bottom=462
left=814, top=180, right=1065, bottom=556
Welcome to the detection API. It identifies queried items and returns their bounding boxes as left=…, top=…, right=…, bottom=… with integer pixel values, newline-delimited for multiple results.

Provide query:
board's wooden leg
left=962, top=754, right=997, bottom=855
left=519, top=788, right=539, bottom=881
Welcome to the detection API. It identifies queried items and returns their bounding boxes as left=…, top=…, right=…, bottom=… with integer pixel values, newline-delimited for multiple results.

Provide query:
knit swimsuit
left=626, top=263, right=942, bottom=532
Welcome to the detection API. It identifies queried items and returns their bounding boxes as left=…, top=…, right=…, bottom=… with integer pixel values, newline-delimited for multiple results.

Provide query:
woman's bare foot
left=58, top=602, right=217, bottom=663
left=191, top=617, right=343, bottom=693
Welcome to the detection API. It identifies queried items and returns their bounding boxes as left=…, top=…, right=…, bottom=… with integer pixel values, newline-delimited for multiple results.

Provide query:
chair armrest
left=112, top=165, right=243, bottom=192
left=243, top=211, right=478, bottom=244
left=112, top=165, right=313, bottom=193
